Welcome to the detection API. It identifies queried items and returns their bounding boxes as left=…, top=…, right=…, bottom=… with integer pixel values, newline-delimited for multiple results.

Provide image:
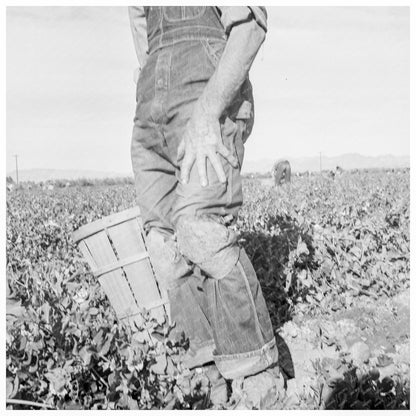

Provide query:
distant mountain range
left=241, top=153, right=410, bottom=174
left=6, top=154, right=410, bottom=182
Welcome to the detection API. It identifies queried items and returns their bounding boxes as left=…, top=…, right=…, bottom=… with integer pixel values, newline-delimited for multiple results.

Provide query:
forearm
left=178, top=10, right=267, bottom=185
left=196, top=19, right=266, bottom=119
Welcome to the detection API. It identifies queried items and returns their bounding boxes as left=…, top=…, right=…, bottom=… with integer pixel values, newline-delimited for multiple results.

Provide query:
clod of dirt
left=368, top=367, right=380, bottom=380
left=349, top=342, right=370, bottom=364
left=376, top=353, right=394, bottom=368
left=210, top=379, right=228, bottom=407
left=282, top=321, right=299, bottom=338
left=378, top=363, right=397, bottom=381
left=241, top=370, right=282, bottom=409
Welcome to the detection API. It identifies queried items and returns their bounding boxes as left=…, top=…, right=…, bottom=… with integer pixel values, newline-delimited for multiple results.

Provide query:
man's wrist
left=194, top=95, right=223, bottom=120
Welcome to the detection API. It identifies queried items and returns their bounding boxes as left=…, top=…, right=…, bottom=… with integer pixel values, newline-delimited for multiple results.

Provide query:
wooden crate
left=72, top=206, right=169, bottom=329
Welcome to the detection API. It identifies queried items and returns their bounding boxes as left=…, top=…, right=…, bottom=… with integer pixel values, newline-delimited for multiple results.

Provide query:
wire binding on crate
left=93, top=252, right=150, bottom=278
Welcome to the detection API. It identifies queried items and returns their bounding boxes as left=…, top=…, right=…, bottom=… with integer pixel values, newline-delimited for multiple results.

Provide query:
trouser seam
left=237, top=256, right=265, bottom=346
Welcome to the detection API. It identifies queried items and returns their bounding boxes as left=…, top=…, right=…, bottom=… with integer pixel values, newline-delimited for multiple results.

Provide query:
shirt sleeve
left=128, top=6, right=149, bottom=70
left=217, top=6, right=267, bottom=34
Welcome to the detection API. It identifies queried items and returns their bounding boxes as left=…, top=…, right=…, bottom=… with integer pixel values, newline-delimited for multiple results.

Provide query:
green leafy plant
left=6, top=169, right=410, bottom=409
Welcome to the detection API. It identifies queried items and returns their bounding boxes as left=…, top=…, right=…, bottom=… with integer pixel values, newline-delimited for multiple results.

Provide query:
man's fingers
left=196, top=154, right=208, bottom=187
left=180, top=152, right=195, bottom=184
left=180, top=141, right=236, bottom=187
left=208, top=151, right=227, bottom=183
left=177, top=139, right=185, bottom=161
left=217, top=143, right=238, bottom=167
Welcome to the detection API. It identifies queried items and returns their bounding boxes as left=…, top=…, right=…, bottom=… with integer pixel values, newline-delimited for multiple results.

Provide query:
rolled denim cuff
left=213, top=337, right=278, bottom=380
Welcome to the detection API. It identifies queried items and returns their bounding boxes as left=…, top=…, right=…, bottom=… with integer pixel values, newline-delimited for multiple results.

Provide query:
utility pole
left=319, top=152, right=322, bottom=174
left=13, top=154, right=19, bottom=185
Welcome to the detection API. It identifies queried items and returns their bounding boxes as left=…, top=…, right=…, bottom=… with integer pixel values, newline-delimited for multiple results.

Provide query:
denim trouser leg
left=202, top=249, right=278, bottom=379
left=131, top=128, right=215, bottom=368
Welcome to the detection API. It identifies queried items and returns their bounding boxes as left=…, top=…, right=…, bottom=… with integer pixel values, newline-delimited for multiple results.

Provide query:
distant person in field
left=128, top=6, right=279, bottom=407
left=272, top=160, right=291, bottom=186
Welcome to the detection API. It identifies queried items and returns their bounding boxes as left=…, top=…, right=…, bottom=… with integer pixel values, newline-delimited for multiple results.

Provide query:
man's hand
left=178, top=106, right=238, bottom=187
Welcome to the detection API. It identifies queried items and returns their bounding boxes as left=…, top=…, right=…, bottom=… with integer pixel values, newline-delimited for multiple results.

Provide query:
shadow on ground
left=240, top=213, right=318, bottom=383
left=240, top=212, right=317, bottom=329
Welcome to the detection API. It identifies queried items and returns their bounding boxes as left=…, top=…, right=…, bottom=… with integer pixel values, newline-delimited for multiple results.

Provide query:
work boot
left=193, top=364, right=228, bottom=408
left=229, top=366, right=284, bottom=410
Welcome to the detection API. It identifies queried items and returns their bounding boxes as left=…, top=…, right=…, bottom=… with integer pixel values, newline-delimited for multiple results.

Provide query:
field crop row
left=6, top=169, right=410, bottom=409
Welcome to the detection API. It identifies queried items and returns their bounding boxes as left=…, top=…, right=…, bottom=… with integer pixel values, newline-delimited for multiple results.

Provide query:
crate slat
left=72, top=206, right=142, bottom=243
left=84, top=231, right=140, bottom=319
left=78, top=240, right=98, bottom=271
left=94, top=252, right=149, bottom=277
left=107, top=219, right=167, bottom=324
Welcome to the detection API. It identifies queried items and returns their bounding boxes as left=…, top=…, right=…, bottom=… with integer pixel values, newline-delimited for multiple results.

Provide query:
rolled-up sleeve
left=128, top=6, right=148, bottom=70
left=218, top=6, right=267, bottom=34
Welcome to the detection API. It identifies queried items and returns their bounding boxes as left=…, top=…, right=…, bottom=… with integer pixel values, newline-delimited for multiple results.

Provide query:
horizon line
left=5, top=152, right=411, bottom=174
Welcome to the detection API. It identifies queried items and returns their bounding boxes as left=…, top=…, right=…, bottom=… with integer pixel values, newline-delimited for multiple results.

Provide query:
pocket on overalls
left=135, top=71, right=144, bottom=104
left=236, top=100, right=254, bottom=144
left=163, top=6, right=206, bottom=22
left=200, top=38, right=226, bottom=69
left=234, top=120, right=246, bottom=166
left=218, top=117, right=244, bottom=212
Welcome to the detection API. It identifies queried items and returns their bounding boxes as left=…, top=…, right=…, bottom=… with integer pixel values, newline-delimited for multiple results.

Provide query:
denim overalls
left=131, top=6, right=278, bottom=379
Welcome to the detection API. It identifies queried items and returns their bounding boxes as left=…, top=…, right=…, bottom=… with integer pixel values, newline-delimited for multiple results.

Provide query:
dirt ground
left=275, top=288, right=410, bottom=408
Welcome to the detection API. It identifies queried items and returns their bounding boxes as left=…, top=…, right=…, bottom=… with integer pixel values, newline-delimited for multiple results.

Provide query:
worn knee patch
left=176, top=215, right=240, bottom=279
left=146, top=229, right=192, bottom=290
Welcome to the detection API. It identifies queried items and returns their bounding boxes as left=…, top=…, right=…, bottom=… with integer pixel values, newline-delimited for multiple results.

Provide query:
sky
left=6, top=6, right=410, bottom=174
